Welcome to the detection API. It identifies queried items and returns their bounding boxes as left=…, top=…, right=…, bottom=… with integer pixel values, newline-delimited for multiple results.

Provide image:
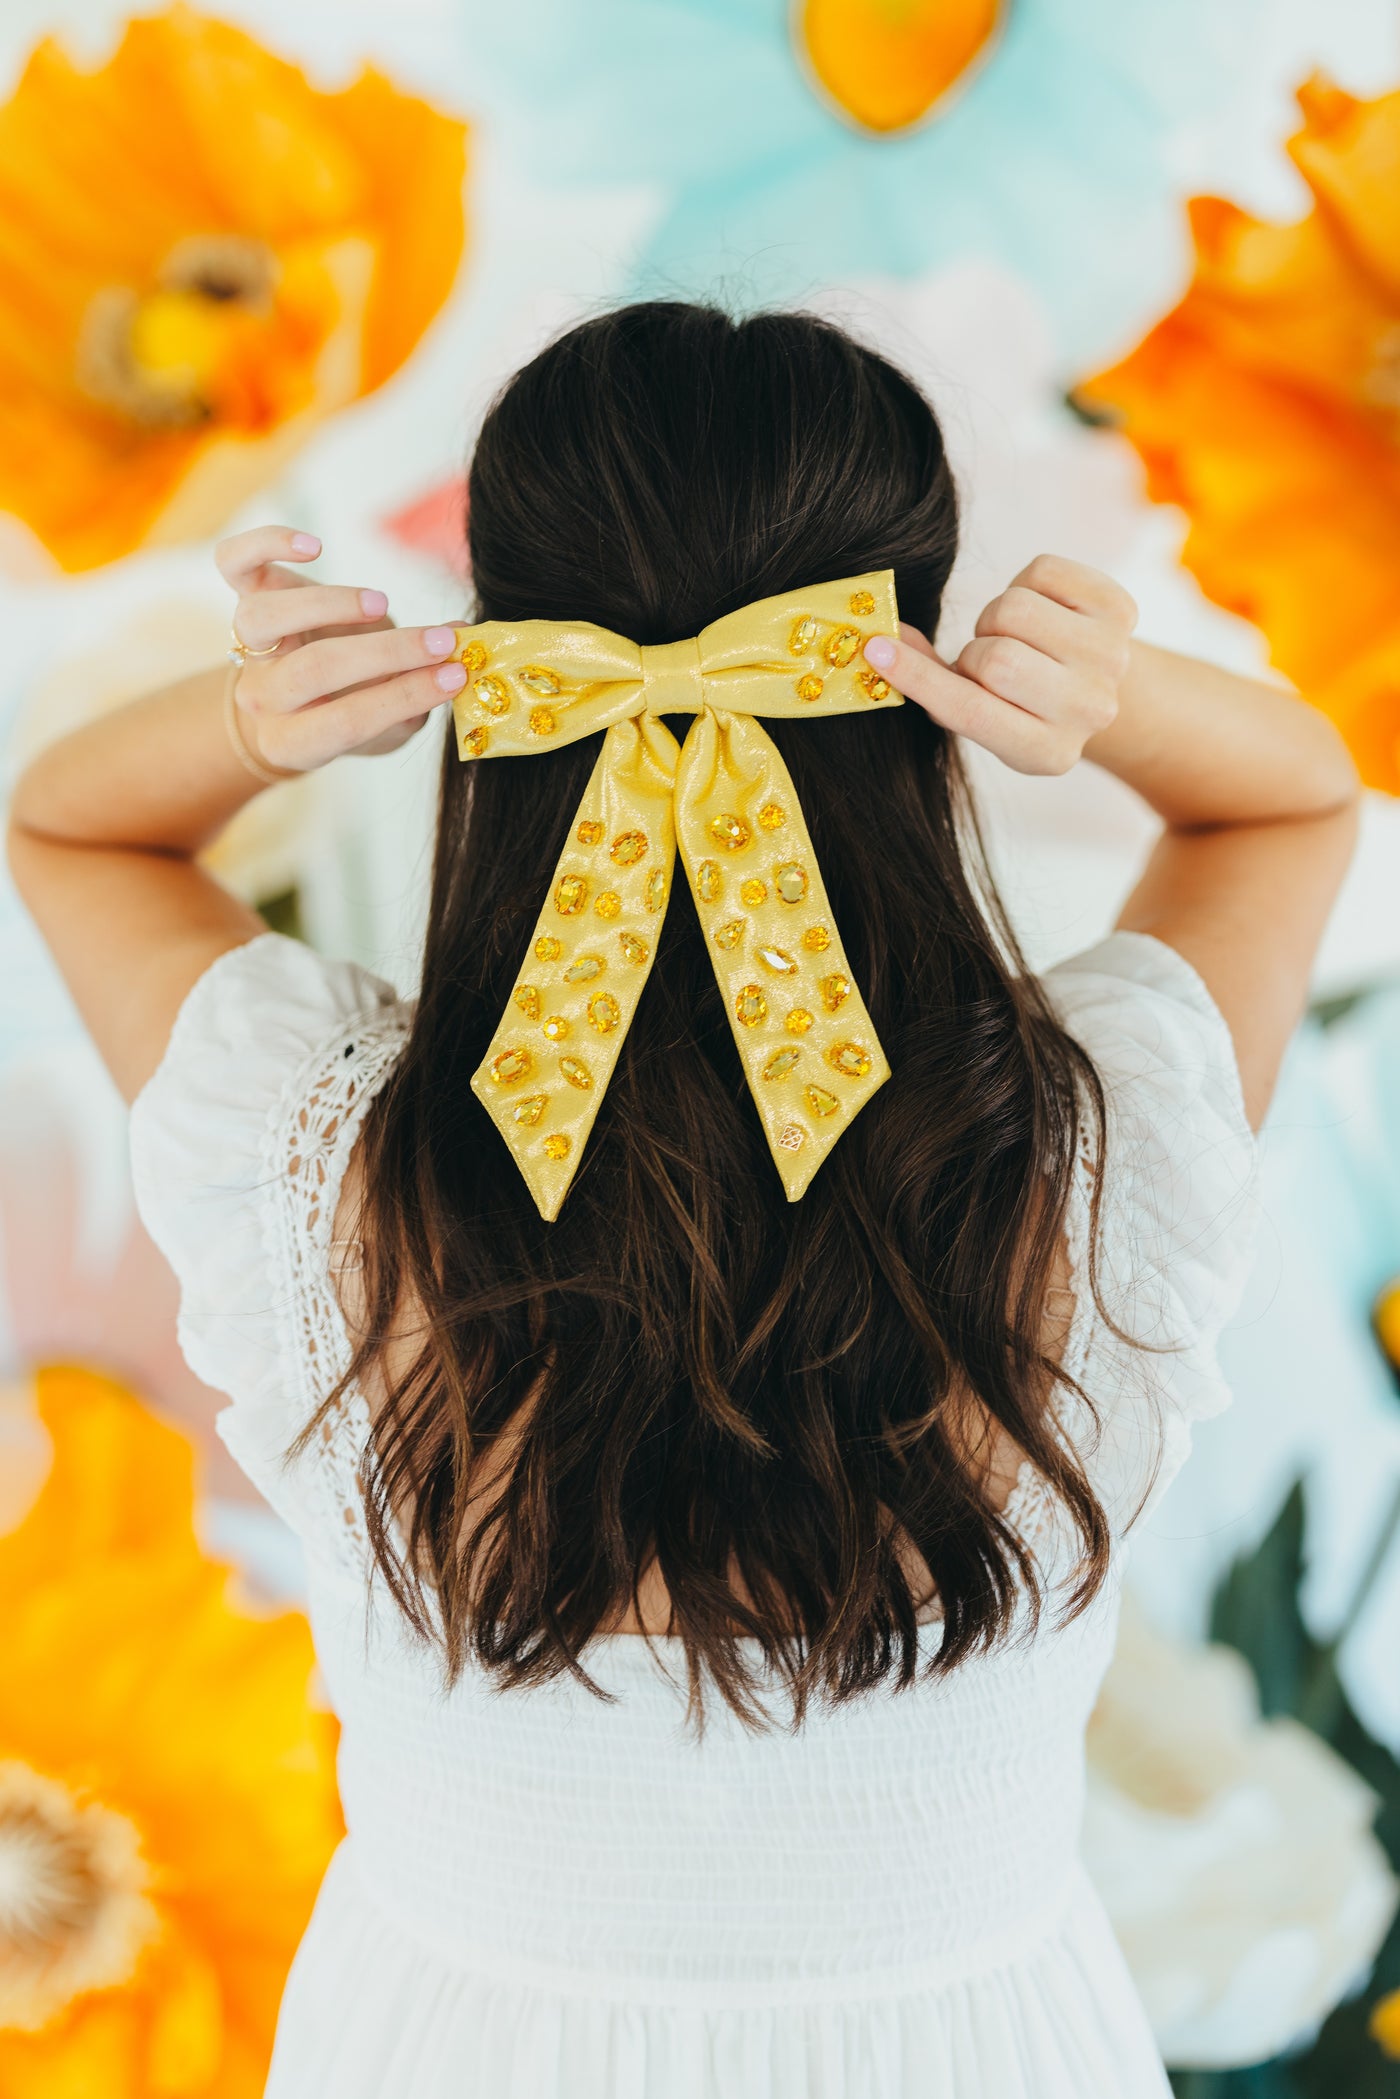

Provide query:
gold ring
left=227, top=626, right=283, bottom=667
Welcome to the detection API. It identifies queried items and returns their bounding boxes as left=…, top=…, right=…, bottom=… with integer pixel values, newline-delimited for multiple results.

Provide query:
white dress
left=129, top=928, right=1258, bottom=2098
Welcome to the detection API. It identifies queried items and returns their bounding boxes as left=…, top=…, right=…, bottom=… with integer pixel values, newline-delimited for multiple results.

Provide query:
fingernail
left=291, top=532, right=321, bottom=556
left=423, top=625, right=456, bottom=656
left=434, top=661, right=467, bottom=693
left=360, top=588, right=389, bottom=618
left=864, top=636, right=896, bottom=670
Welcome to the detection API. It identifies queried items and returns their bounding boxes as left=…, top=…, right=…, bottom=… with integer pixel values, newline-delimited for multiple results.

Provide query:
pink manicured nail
left=423, top=625, right=456, bottom=656
left=864, top=636, right=896, bottom=670
left=291, top=532, right=321, bottom=555
left=360, top=588, right=389, bottom=618
left=433, top=661, right=467, bottom=693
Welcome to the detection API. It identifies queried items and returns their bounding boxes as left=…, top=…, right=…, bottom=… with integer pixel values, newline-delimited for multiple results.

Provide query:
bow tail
left=470, top=714, right=682, bottom=1220
left=673, top=709, right=891, bottom=1201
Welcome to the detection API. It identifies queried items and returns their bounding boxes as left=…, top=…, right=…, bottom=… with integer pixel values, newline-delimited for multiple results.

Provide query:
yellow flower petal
left=1373, top=1985, right=1400, bottom=2058
left=1077, top=76, right=1400, bottom=793
left=0, top=9, right=467, bottom=571
left=796, top=0, right=1004, bottom=134
left=0, top=1368, right=341, bottom=2095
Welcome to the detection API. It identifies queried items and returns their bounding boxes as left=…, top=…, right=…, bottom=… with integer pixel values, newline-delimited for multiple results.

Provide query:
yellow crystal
left=529, top=706, right=557, bottom=736
left=824, top=627, right=861, bottom=669
left=563, top=955, right=605, bottom=982
left=560, top=1056, right=592, bottom=1090
left=757, top=944, right=798, bottom=975
left=774, top=863, right=807, bottom=904
left=740, top=879, right=767, bottom=906
left=535, top=935, right=562, bottom=962
left=490, top=1046, right=532, bottom=1086
left=619, top=933, right=649, bottom=965
left=610, top=830, right=648, bottom=865
left=735, top=985, right=768, bottom=1027
left=757, top=802, right=786, bottom=831
left=789, top=615, right=818, bottom=655
left=595, top=891, right=621, bottom=919
left=512, top=1093, right=548, bottom=1126
left=708, top=813, right=751, bottom=851
left=513, top=985, right=541, bottom=1019
left=587, top=992, right=621, bottom=1033
left=577, top=820, right=604, bottom=846
left=463, top=726, right=489, bottom=758
left=857, top=669, right=891, bottom=702
left=801, top=925, right=831, bottom=953
left=462, top=639, right=488, bottom=672
left=474, top=675, right=508, bottom=713
left=543, top=1132, right=571, bottom=1160
left=520, top=665, right=562, bottom=696
left=646, top=868, right=667, bottom=912
left=820, top=972, right=851, bottom=1012
left=554, top=874, right=587, bottom=915
left=762, top=1046, right=801, bottom=1080
left=777, top=1123, right=806, bottom=1152
left=849, top=591, right=876, bottom=617
left=805, top=1084, right=840, bottom=1118
left=697, top=859, right=723, bottom=903
left=786, top=1008, right=814, bottom=1034
left=827, top=1041, right=872, bottom=1078
left=714, top=919, right=745, bottom=951
left=542, top=1014, right=571, bottom=1041
left=795, top=674, right=824, bottom=702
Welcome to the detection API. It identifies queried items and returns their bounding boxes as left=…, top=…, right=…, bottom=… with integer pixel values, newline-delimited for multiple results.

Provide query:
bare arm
left=6, top=526, right=466, bottom=1103
left=1085, top=640, right=1358, bottom=1126
left=862, top=556, right=1360, bottom=1129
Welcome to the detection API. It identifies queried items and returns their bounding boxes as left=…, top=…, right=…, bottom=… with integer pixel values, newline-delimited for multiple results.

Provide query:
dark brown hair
left=313, top=301, right=1110, bottom=1724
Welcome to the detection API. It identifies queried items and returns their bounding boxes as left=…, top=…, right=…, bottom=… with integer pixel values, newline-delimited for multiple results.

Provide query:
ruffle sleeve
left=128, top=932, right=411, bottom=1539
left=1042, top=930, right=1261, bottom=1525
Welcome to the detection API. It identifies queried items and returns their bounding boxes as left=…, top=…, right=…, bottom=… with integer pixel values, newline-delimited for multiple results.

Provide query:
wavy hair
left=304, top=301, right=1110, bottom=1724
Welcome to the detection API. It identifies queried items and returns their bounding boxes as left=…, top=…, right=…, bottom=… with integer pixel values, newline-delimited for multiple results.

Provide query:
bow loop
left=452, top=571, right=900, bottom=1219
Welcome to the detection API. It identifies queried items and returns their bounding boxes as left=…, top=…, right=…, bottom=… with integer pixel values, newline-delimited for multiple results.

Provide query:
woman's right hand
left=862, top=553, right=1137, bottom=776
left=221, top=524, right=468, bottom=772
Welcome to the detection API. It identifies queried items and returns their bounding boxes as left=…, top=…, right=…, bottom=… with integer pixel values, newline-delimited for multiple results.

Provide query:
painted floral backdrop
left=2, top=3, right=1400, bottom=2091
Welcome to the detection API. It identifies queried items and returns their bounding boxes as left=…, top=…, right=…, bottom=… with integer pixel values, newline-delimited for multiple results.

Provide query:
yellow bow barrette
left=452, top=572, right=902, bottom=1220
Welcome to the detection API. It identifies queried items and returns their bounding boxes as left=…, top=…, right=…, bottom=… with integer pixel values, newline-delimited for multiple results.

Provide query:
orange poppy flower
left=1076, top=77, right=1400, bottom=794
left=0, top=7, right=468, bottom=573
left=795, top=0, right=1005, bottom=133
left=0, top=1365, right=341, bottom=2096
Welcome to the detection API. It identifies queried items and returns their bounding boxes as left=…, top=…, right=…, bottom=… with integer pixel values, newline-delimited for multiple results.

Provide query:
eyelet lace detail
left=263, top=1012, right=410, bottom=1574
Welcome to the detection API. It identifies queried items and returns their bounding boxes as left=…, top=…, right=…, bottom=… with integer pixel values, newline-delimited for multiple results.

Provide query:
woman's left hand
left=221, top=524, right=466, bottom=771
left=862, top=554, right=1137, bottom=777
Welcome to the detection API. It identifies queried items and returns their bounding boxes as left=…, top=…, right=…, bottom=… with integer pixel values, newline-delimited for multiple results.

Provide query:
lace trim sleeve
left=129, top=932, right=412, bottom=1563
left=230, top=1010, right=411, bottom=1571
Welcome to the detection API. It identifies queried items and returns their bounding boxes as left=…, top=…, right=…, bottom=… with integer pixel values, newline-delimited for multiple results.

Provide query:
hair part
left=300, top=301, right=1112, bottom=1727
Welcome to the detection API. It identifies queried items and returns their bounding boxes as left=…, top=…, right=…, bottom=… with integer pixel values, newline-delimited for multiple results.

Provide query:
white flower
left=1084, top=1596, right=1398, bottom=2067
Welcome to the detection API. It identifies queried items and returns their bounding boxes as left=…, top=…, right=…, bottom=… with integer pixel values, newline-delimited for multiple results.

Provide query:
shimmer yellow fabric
left=451, top=572, right=900, bottom=1220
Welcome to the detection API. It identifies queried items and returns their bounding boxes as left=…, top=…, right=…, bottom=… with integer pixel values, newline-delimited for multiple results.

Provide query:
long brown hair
left=311, top=301, right=1110, bottom=1724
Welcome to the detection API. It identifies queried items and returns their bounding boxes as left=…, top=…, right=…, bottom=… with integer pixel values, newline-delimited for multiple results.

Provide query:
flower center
left=76, top=233, right=279, bottom=428
left=0, top=1801, right=102, bottom=1951
left=0, top=1761, right=157, bottom=2030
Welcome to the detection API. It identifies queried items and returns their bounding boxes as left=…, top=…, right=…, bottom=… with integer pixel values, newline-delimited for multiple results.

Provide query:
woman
left=9, top=304, right=1358, bottom=2096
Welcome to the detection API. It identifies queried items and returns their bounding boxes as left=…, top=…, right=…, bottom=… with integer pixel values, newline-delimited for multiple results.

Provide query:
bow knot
left=639, top=636, right=704, bottom=714
left=451, top=571, right=901, bottom=1219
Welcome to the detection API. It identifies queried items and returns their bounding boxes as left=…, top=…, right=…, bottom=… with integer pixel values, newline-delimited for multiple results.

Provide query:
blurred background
left=2, top=3, right=1400, bottom=2092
